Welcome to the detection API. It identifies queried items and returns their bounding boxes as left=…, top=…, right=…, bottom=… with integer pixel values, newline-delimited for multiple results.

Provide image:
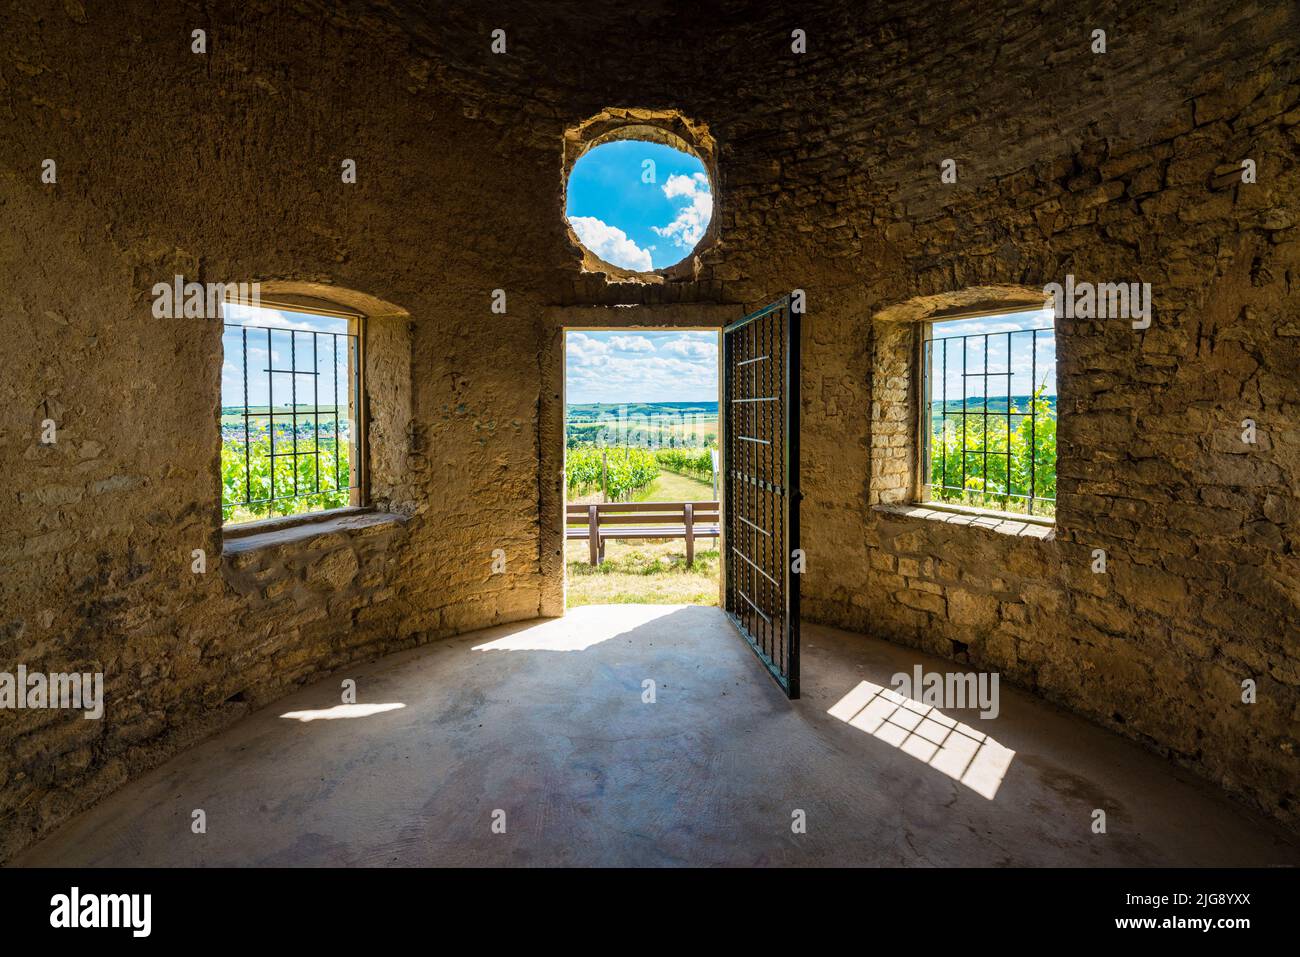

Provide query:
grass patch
left=566, top=539, right=719, bottom=607
left=632, top=470, right=715, bottom=502
left=568, top=468, right=715, bottom=506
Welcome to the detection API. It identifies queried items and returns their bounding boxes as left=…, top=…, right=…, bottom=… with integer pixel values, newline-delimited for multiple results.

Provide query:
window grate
left=221, top=320, right=361, bottom=524
left=922, top=325, right=1056, bottom=518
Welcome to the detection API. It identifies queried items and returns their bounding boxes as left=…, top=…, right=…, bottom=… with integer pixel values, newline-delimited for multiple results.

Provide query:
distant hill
left=568, top=401, right=718, bottom=420
left=931, top=396, right=1057, bottom=415
left=566, top=401, right=717, bottom=449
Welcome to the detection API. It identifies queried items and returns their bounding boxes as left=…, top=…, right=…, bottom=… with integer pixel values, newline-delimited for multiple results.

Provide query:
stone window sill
left=222, top=507, right=407, bottom=556
left=871, top=503, right=1055, bottom=540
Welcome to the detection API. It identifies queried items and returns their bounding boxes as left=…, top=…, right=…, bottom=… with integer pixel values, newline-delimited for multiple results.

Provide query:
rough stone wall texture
left=0, top=0, right=557, bottom=859
left=767, top=2, right=1300, bottom=831
left=1, top=0, right=1297, bottom=859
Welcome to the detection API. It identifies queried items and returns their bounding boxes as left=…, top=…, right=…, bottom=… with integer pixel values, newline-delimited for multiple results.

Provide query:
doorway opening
left=563, top=327, right=721, bottom=608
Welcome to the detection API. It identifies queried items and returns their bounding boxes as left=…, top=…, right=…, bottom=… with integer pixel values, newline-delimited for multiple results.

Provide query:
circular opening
left=565, top=138, right=714, bottom=274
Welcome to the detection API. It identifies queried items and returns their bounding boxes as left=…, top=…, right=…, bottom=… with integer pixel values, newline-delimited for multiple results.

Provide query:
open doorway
left=563, top=328, right=721, bottom=607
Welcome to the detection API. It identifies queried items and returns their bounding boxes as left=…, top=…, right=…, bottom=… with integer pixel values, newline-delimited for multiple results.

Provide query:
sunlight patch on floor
left=472, top=603, right=685, bottom=652
left=280, top=703, right=406, bottom=722
left=828, top=679, right=1015, bottom=799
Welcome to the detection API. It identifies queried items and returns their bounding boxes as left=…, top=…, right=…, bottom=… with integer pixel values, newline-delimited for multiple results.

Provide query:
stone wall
left=1, top=0, right=1297, bottom=860
left=0, top=0, right=563, bottom=860
left=770, top=2, right=1300, bottom=830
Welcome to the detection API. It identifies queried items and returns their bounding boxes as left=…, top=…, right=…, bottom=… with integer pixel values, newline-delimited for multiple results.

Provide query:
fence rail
left=565, top=500, right=720, bottom=566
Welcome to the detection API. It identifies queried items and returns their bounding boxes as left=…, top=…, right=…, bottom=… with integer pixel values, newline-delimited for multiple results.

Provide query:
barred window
left=220, top=301, right=363, bottom=524
left=920, top=307, right=1057, bottom=519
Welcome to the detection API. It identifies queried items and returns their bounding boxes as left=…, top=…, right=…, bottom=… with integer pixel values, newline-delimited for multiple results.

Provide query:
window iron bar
left=242, top=327, right=251, bottom=504
left=940, top=338, right=946, bottom=490
left=223, top=323, right=360, bottom=519
left=290, top=331, right=298, bottom=498
left=1006, top=331, right=1012, bottom=504
left=313, top=333, right=321, bottom=494
left=931, top=484, right=1055, bottom=503
left=982, top=333, right=988, bottom=500
left=267, top=327, right=275, bottom=501
left=1030, top=329, right=1037, bottom=516
left=926, top=325, right=1055, bottom=516
left=335, top=334, right=342, bottom=490
left=960, top=336, right=967, bottom=494
left=238, top=489, right=355, bottom=508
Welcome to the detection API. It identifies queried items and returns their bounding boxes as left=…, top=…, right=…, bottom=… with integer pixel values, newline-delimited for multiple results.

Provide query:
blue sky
left=567, top=330, right=718, bottom=403
left=928, top=308, right=1057, bottom=402
left=566, top=141, right=712, bottom=271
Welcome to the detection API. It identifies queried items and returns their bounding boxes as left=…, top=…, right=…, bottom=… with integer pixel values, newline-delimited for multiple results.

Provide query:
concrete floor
left=13, top=605, right=1298, bottom=867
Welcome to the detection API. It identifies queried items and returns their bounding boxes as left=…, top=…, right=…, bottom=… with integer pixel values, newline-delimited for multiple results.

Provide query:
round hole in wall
left=566, top=140, right=712, bottom=273
left=562, top=112, right=718, bottom=279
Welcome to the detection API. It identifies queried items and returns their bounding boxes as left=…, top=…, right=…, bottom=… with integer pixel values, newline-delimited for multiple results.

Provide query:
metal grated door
left=722, top=296, right=800, bottom=698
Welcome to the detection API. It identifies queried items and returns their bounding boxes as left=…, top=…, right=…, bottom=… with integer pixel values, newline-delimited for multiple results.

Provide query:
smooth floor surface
left=14, top=605, right=1299, bottom=867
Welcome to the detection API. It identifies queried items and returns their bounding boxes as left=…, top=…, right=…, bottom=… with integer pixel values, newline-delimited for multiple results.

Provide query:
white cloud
left=567, top=332, right=606, bottom=353
left=568, top=216, right=654, bottom=271
left=662, top=172, right=709, bottom=199
left=566, top=332, right=612, bottom=368
left=569, top=355, right=713, bottom=397
left=609, top=335, right=655, bottom=353
left=653, top=173, right=713, bottom=250
left=661, top=336, right=718, bottom=359
left=931, top=308, right=1054, bottom=339
left=565, top=331, right=718, bottom=403
left=222, top=302, right=349, bottom=334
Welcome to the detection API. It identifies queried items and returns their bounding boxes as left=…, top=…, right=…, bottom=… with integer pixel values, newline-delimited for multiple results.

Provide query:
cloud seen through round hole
left=566, top=140, right=712, bottom=272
